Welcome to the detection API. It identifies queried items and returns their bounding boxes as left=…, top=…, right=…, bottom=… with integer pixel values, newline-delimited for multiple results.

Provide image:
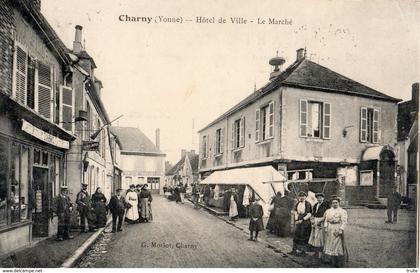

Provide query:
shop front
left=0, top=96, right=73, bottom=255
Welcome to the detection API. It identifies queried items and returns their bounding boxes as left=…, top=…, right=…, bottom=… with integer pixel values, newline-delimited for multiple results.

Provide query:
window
left=256, top=101, right=275, bottom=142
left=27, top=57, right=36, bottom=109
left=13, top=45, right=27, bottom=105
left=214, top=128, right=224, bottom=155
left=37, top=62, right=52, bottom=120
left=299, top=99, right=331, bottom=139
left=201, top=135, right=209, bottom=158
left=360, top=107, right=379, bottom=143
left=232, top=117, right=245, bottom=149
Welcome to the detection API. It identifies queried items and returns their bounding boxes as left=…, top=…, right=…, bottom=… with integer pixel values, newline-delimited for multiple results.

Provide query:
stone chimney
left=296, top=48, right=305, bottom=62
left=181, top=149, right=187, bottom=158
left=412, top=82, right=419, bottom=111
left=32, top=0, right=41, bottom=12
left=155, top=128, right=160, bottom=150
left=73, top=25, right=83, bottom=54
left=94, top=80, right=103, bottom=98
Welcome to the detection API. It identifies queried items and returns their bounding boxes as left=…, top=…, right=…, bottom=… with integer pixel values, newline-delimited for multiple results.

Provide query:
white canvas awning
left=362, top=145, right=395, bottom=161
left=200, top=166, right=287, bottom=204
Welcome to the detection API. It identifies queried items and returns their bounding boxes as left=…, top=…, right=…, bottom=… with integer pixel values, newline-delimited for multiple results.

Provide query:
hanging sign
left=21, top=120, right=70, bottom=149
left=82, top=141, right=99, bottom=151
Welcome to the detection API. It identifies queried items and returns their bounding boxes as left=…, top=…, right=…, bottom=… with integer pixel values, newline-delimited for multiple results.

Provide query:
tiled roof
left=110, top=127, right=164, bottom=155
left=199, top=58, right=400, bottom=132
left=166, top=153, right=199, bottom=175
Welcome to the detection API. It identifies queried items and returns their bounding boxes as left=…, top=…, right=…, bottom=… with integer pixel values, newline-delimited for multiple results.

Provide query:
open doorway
left=32, top=167, right=49, bottom=237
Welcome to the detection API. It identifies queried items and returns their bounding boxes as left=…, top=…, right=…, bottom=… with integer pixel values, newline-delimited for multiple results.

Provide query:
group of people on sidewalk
left=244, top=190, right=348, bottom=267
left=124, top=184, right=153, bottom=226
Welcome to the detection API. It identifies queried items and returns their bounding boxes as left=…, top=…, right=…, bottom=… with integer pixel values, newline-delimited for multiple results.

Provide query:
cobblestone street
left=77, top=196, right=302, bottom=268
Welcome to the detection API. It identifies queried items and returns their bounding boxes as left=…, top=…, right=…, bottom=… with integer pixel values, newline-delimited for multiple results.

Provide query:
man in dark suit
left=76, top=183, right=96, bottom=232
left=52, top=186, right=74, bottom=241
left=386, top=186, right=402, bottom=223
left=108, top=188, right=127, bottom=232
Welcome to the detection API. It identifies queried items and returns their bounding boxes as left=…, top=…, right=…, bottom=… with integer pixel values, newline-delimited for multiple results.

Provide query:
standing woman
left=289, top=191, right=312, bottom=256
left=323, top=196, right=348, bottom=267
left=92, top=187, right=107, bottom=228
left=139, top=184, right=153, bottom=222
left=308, top=193, right=330, bottom=259
left=229, top=188, right=239, bottom=221
left=125, top=184, right=139, bottom=224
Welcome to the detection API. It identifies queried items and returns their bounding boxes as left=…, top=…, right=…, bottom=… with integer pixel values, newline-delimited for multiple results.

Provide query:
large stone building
left=198, top=49, right=401, bottom=206
left=110, top=127, right=166, bottom=194
left=0, top=0, right=75, bottom=253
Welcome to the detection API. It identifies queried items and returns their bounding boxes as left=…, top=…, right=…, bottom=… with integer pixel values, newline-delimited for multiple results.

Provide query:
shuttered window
left=232, top=117, right=245, bottom=149
left=220, top=128, right=224, bottom=153
left=37, top=62, right=52, bottom=119
left=360, top=107, right=368, bottom=142
left=240, top=117, right=245, bottom=148
left=299, top=99, right=308, bottom=137
left=255, top=109, right=260, bottom=142
left=60, top=85, right=74, bottom=132
left=372, top=109, right=379, bottom=143
left=323, top=102, right=331, bottom=139
left=268, top=101, right=274, bottom=138
left=27, top=57, right=36, bottom=109
left=15, top=46, right=27, bottom=105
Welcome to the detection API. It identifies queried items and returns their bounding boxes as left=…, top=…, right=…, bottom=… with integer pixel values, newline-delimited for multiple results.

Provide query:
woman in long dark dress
left=289, top=191, right=312, bottom=256
left=92, top=187, right=107, bottom=228
left=139, top=184, right=153, bottom=222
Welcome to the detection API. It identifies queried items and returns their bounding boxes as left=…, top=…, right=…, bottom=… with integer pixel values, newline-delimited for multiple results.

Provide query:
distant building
left=165, top=150, right=199, bottom=187
left=198, top=48, right=401, bottom=206
left=397, top=83, right=419, bottom=201
left=110, top=127, right=166, bottom=194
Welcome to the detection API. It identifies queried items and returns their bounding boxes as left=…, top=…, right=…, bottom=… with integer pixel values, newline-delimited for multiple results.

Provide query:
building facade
left=198, top=49, right=401, bottom=205
left=111, top=127, right=166, bottom=194
left=0, top=0, right=75, bottom=254
left=165, top=149, right=199, bottom=187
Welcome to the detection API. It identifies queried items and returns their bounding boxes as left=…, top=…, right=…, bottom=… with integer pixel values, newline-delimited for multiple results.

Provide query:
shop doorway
left=32, top=167, right=49, bottom=237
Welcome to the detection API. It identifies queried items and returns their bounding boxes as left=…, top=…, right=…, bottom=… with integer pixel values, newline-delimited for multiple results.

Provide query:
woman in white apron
left=229, top=188, right=239, bottom=221
left=125, top=184, right=139, bottom=223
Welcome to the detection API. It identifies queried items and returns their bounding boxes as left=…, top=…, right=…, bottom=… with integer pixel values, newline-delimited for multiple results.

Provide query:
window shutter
left=323, top=102, right=331, bottom=139
left=299, top=99, right=308, bottom=137
left=206, top=134, right=210, bottom=158
left=213, top=131, right=217, bottom=156
left=360, top=107, right=367, bottom=142
left=38, top=62, right=52, bottom=119
left=255, top=108, right=260, bottom=142
left=268, top=101, right=275, bottom=138
left=15, top=46, right=27, bottom=105
left=372, top=109, right=380, bottom=143
left=27, top=56, right=36, bottom=109
left=220, top=128, right=224, bottom=154
left=240, top=117, right=245, bottom=147
left=60, top=85, right=74, bottom=132
left=231, top=121, right=235, bottom=149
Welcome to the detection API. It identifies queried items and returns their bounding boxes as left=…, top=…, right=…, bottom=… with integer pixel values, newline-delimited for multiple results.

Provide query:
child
left=248, top=197, right=264, bottom=241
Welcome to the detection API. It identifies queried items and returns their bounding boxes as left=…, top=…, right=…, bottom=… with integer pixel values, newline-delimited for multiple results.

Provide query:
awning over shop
left=200, top=166, right=287, bottom=204
left=362, top=145, right=394, bottom=161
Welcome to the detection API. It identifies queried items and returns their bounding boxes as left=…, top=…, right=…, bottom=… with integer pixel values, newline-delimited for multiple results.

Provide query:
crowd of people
left=51, top=182, right=154, bottom=239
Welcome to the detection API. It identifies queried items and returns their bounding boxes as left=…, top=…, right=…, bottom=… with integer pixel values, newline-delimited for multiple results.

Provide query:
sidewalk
left=195, top=200, right=417, bottom=268
left=0, top=220, right=111, bottom=268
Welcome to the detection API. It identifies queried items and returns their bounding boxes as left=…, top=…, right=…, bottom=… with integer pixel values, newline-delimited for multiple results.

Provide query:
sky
left=41, top=0, right=419, bottom=164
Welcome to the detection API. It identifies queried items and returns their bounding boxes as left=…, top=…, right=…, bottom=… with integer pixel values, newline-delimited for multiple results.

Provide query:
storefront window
left=10, top=143, right=21, bottom=223
left=0, top=138, right=8, bottom=226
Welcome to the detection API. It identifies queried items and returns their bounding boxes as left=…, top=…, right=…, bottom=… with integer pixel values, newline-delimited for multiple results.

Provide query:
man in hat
left=289, top=191, right=312, bottom=256
left=386, top=185, right=402, bottom=224
left=309, top=193, right=330, bottom=258
left=323, top=196, right=348, bottom=267
left=108, top=188, right=127, bottom=232
left=52, top=186, right=74, bottom=241
left=76, top=183, right=96, bottom=232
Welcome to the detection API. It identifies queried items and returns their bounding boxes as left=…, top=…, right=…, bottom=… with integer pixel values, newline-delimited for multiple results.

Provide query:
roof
left=110, top=127, right=165, bottom=156
left=166, top=152, right=199, bottom=175
left=74, top=50, right=97, bottom=69
left=199, top=58, right=401, bottom=132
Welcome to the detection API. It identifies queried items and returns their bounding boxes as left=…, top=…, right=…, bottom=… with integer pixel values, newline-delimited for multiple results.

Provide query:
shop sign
left=21, top=120, right=70, bottom=149
left=83, top=141, right=99, bottom=151
left=35, top=190, right=42, bottom=213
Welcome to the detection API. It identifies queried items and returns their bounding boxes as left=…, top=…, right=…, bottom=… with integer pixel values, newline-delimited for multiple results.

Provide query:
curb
left=61, top=218, right=112, bottom=268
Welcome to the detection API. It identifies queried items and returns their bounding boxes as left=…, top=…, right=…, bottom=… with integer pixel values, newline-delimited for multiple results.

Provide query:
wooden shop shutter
left=60, top=85, right=74, bottom=132
left=299, top=99, right=308, bottom=137
left=360, top=107, right=367, bottom=142
left=38, top=62, right=52, bottom=119
left=268, top=101, right=275, bottom=138
left=15, top=46, right=27, bottom=105
left=323, top=102, right=331, bottom=139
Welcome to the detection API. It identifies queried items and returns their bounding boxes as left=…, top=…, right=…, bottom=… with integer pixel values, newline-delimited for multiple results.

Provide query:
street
left=77, top=196, right=302, bottom=268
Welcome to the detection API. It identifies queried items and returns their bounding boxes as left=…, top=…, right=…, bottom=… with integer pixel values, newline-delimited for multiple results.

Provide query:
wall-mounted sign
left=21, top=120, right=69, bottom=149
left=360, top=170, right=374, bottom=186
left=82, top=141, right=99, bottom=151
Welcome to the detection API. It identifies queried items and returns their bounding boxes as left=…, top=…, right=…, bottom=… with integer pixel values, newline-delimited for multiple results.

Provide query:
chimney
left=181, top=149, right=187, bottom=158
left=32, top=0, right=41, bottom=12
left=155, top=128, right=160, bottom=150
left=94, top=80, right=103, bottom=98
left=296, top=48, right=305, bottom=62
left=412, top=82, right=419, bottom=111
left=73, top=25, right=83, bottom=54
